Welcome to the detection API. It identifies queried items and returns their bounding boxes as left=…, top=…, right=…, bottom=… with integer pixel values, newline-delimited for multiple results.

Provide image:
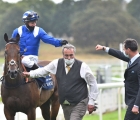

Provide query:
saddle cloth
left=36, top=75, right=54, bottom=90
left=25, top=67, right=53, bottom=90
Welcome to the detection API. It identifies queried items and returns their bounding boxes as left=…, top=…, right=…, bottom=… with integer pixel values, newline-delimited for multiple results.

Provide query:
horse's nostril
left=15, top=71, right=18, bottom=74
left=8, top=70, right=10, bottom=74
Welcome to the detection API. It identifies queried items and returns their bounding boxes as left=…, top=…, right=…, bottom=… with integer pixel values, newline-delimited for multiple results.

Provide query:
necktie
left=127, top=60, right=131, bottom=68
left=66, top=66, right=71, bottom=73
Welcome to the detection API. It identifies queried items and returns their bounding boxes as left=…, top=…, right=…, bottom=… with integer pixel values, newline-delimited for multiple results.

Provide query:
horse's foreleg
left=27, top=108, right=36, bottom=120
left=50, top=92, right=60, bottom=120
left=4, top=107, right=15, bottom=120
left=40, top=99, right=50, bottom=120
left=48, top=75, right=60, bottom=120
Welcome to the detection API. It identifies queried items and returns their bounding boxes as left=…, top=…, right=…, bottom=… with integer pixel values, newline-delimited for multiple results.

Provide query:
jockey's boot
left=31, top=63, right=39, bottom=70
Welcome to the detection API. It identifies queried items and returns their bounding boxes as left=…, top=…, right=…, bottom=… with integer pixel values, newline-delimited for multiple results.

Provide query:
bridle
left=4, top=42, right=22, bottom=79
left=0, top=33, right=34, bottom=88
left=0, top=41, right=33, bottom=87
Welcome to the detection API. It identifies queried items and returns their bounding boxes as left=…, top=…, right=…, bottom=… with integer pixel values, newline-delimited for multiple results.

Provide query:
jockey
left=12, top=10, right=68, bottom=70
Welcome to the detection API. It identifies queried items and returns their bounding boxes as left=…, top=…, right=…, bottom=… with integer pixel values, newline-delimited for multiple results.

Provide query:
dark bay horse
left=1, top=33, right=60, bottom=120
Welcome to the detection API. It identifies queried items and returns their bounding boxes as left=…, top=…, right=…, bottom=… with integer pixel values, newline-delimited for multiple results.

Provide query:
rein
left=0, top=71, right=35, bottom=89
left=1, top=63, right=35, bottom=89
left=2, top=78, right=35, bottom=89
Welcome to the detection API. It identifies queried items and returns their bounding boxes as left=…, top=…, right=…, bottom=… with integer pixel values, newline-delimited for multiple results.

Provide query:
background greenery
left=84, top=109, right=125, bottom=120
left=36, top=109, right=126, bottom=120
left=0, top=0, right=140, bottom=53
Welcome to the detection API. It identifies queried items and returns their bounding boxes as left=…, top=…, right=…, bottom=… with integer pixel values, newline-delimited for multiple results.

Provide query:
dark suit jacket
left=109, top=48, right=140, bottom=106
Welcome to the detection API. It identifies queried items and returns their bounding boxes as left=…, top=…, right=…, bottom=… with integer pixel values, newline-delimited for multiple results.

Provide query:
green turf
left=36, top=109, right=126, bottom=120
left=83, top=109, right=125, bottom=120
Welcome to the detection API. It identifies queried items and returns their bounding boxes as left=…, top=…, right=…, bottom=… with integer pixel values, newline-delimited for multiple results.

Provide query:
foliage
left=50, top=0, right=75, bottom=36
left=51, top=0, right=91, bottom=36
left=70, top=0, right=140, bottom=50
left=127, top=0, right=140, bottom=23
left=0, top=0, right=140, bottom=52
left=0, top=6, right=23, bottom=49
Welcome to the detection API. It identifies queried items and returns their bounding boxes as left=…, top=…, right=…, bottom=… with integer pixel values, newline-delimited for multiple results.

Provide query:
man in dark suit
left=96, top=38, right=140, bottom=120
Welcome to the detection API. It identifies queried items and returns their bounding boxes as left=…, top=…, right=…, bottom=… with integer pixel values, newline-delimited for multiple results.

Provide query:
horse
left=1, top=33, right=60, bottom=120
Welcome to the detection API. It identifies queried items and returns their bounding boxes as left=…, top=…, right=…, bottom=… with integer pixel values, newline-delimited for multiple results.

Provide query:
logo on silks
left=42, top=75, right=53, bottom=90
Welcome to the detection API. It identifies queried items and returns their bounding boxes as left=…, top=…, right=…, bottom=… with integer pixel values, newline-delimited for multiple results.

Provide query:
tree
left=0, top=1, right=14, bottom=49
left=70, top=0, right=140, bottom=51
left=127, top=0, right=140, bottom=23
left=50, top=0, right=75, bottom=36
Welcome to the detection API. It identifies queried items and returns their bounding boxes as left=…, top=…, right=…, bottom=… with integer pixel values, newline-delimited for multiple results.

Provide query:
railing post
left=99, top=89, right=103, bottom=120
left=98, top=82, right=124, bottom=120
left=118, top=87, right=122, bottom=120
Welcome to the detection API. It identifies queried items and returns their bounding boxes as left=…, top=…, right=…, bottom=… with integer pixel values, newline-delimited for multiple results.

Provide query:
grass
left=0, top=42, right=121, bottom=63
left=38, top=42, right=116, bottom=61
left=36, top=109, right=126, bottom=120
left=83, top=109, right=125, bottom=120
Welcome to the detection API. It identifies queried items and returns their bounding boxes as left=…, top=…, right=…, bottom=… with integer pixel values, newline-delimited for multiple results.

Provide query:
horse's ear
left=16, top=34, right=20, bottom=43
left=4, top=33, right=9, bottom=43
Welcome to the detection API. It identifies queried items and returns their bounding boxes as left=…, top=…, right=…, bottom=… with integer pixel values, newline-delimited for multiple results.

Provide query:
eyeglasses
left=64, top=54, right=74, bottom=58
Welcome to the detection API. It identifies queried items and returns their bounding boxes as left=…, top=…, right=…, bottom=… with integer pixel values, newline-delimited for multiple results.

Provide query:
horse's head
left=4, top=33, right=20, bottom=79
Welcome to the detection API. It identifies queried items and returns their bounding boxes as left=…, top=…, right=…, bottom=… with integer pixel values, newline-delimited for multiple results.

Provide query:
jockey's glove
left=61, top=40, right=68, bottom=45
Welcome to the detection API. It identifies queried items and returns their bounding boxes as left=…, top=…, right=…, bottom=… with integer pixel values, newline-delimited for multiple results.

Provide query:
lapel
left=125, top=56, right=140, bottom=71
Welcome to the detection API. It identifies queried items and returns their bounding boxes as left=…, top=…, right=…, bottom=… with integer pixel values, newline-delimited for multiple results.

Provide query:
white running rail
left=97, top=82, right=125, bottom=120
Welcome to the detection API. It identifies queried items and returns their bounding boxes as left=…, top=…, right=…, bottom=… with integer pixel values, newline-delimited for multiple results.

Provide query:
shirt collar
left=130, top=53, right=140, bottom=64
left=64, top=61, right=74, bottom=68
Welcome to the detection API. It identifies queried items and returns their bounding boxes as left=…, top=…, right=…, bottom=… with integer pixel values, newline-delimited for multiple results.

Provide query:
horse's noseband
left=8, top=59, right=18, bottom=79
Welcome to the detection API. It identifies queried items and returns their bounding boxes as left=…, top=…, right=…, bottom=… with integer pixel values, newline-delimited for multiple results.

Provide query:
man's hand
left=23, top=72, right=30, bottom=78
left=132, top=106, right=139, bottom=114
left=95, top=44, right=105, bottom=51
left=61, top=40, right=68, bottom=45
left=88, top=104, right=98, bottom=114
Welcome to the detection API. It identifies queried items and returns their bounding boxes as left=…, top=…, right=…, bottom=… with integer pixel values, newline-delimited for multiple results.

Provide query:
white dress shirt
left=130, top=53, right=140, bottom=65
left=30, top=59, right=98, bottom=105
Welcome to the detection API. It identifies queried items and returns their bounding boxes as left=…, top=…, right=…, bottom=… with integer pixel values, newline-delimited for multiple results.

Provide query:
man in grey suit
left=23, top=44, right=98, bottom=120
left=96, top=38, right=140, bottom=120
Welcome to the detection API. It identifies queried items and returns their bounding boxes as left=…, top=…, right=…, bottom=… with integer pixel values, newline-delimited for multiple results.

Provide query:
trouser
left=61, top=97, right=88, bottom=120
left=22, top=55, right=38, bottom=68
